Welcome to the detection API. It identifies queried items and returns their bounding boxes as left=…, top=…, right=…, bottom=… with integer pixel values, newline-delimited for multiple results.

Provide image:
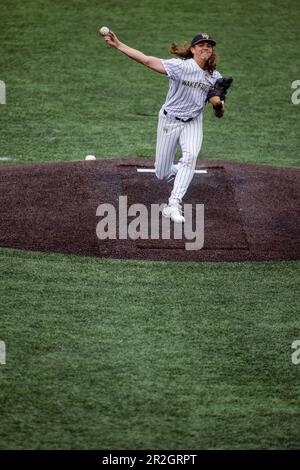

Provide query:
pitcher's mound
left=0, top=157, right=299, bottom=262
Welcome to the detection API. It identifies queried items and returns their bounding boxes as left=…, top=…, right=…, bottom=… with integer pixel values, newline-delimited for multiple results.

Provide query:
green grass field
left=1, top=0, right=300, bottom=450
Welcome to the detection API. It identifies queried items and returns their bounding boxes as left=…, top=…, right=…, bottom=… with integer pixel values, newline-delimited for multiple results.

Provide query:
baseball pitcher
left=99, top=29, right=233, bottom=223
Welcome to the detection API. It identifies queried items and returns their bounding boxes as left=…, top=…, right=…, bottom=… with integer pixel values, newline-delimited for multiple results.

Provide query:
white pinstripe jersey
left=160, top=58, right=222, bottom=120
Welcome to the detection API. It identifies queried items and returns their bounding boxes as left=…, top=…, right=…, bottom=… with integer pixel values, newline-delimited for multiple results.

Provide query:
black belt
left=163, top=109, right=193, bottom=123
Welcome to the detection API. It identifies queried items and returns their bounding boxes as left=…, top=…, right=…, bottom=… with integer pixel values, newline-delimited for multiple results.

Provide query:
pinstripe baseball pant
left=155, top=109, right=203, bottom=206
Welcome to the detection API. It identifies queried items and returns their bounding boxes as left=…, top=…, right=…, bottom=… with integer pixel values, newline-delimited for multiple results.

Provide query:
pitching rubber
left=137, top=168, right=208, bottom=174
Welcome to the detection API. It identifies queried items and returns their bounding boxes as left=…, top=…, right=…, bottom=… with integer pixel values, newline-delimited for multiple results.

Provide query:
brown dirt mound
left=0, top=157, right=299, bottom=262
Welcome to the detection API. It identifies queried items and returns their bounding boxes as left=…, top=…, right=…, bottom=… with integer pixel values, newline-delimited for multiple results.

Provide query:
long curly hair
left=170, top=41, right=218, bottom=75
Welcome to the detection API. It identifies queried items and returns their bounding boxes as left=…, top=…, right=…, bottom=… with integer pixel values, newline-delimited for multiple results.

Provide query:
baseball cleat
left=166, top=164, right=179, bottom=183
left=166, top=174, right=175, bottom=183
left=162, top=204, right=185, bottom=223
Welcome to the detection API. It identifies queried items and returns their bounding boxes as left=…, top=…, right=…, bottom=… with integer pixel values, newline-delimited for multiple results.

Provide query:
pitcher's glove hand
left=207, top=76, right=233, bottom=101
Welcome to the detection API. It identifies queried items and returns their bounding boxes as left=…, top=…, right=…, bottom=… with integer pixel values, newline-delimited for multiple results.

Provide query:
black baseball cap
left=191, top=33, right=216, bottom=47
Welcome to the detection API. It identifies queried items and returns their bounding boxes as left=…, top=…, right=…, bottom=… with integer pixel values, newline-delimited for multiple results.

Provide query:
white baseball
left=85, top=155, right=96, bottom=161
left=99, top=26, right=110, bottom=36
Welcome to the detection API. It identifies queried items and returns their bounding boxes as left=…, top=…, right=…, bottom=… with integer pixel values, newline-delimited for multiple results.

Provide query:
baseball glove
left=207, top=76, right=233, bottom=101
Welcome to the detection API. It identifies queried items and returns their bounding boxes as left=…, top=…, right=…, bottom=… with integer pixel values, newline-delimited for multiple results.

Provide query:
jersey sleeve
left=212, top=70, right=223, bottom=84
left=160, top=58, right=185, bottom=80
